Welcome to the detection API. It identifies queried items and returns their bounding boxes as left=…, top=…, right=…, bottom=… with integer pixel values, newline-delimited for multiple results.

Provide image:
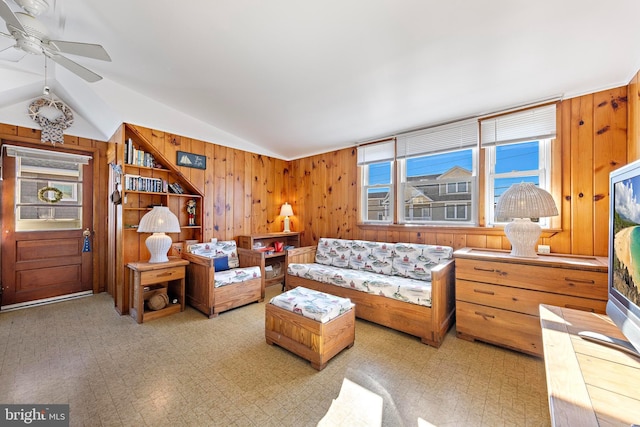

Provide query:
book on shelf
left=168, top=182, right=184, bottom=194
left=125, top=138, right=155, bottom=167
left=124, top=174, right=163, bottom=192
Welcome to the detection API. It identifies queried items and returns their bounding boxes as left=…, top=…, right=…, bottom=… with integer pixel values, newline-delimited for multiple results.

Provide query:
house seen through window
left=358, top=104, right=556, bottom=226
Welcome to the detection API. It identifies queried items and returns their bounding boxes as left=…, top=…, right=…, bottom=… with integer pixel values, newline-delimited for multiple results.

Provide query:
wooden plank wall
left=126, top=125, right=291, bottom=241
left=2, top=77, right=638, bottom=304
left=0, top=124, right=110, bottom=293
left=290, top=86, right=629, bottom=257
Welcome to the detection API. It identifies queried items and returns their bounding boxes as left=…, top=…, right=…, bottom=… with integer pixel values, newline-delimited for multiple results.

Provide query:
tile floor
left=0, top=286, right=550, bottom=426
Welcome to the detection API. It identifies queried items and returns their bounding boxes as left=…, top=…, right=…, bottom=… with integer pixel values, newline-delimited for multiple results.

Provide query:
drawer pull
left=564, top=277, right=595, bottom=285
left=474, top=311, right=495, bottom=320
left=473, top=267, right=496, bottom=272
left=473, top=289, right=495, bottom=295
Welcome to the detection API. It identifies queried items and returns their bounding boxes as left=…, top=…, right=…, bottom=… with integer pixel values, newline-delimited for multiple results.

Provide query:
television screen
left=607, top=160, right=640, bottom=354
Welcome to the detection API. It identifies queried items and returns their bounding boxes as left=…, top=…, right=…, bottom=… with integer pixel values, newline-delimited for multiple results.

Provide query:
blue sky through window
left=368, top=141, right=540, bottom=194
left=494, top=141, right=540, bottom=199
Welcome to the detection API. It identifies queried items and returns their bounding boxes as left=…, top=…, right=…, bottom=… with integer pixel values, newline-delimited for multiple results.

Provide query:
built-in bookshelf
left=114, top=125, right=204, bottom=315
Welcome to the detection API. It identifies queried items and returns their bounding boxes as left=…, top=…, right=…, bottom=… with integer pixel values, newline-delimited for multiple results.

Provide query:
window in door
left=7, top=146, right=90, bottom=231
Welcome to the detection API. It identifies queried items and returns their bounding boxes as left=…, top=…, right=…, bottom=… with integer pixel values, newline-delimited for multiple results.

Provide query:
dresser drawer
left=456, top=279, right=607, bottom=316
left=456, top=301, right=542, bottom=356
left=140, top=266, right=186, bottom=285
left=455, top=258, right=607, bottom=300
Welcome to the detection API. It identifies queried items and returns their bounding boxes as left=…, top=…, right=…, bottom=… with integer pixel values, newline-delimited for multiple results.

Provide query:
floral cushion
left=287, top=263, right=434, bottom=307
left=269, top=286, right=354, bottom=323
left=391, top=243, right=452, bottom=281
left=348, top=240, right=394, bottom=275
left=289, top=238, right=453, bottom=307
left=313, top=238, right=452, bottom=282
left=188, top=240, right=240, bottom=268
left=214, top=266, right=261, bottom=288
left=315, top=238, right=351, bottom=268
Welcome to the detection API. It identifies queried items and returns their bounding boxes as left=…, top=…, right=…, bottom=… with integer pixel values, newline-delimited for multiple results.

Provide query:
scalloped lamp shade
left=495, top=182, right=558, bottom=258
left=280, top=203, right=294, bottom=233
left=137, top=206, right=181, bottom=263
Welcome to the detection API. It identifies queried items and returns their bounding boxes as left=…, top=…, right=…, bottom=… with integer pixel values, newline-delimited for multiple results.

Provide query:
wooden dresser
left=540, top=304, right=640, bottom=426
left=454, top=248, right=608, bottom=356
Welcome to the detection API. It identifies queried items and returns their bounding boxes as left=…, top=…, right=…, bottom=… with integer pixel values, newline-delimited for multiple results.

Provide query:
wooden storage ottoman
left=265, top=287, right=355, bottom=371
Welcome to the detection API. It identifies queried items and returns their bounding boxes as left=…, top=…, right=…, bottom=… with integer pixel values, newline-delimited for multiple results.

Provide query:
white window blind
left=396, top=119, right=478, bottom=159
left=480, top=104, right=556, bottom=146
left=4, top=145, right=92, bottom=164
left=357, top=139, right=395, bottom=165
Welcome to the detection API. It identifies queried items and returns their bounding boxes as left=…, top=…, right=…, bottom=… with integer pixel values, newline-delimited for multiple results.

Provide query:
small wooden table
left=127, top=257, right=188, bottom=323
left=238, top=231, right=302, bottom=290
left=540, top=304, right=640, bottom=426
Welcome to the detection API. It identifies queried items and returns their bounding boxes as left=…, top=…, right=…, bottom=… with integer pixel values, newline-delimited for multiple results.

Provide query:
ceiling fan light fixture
left=13, top=0, right=48, bottom=17
left=15, top=33, right=41, bottom=54
left=0, top=0, right=109, bottom=82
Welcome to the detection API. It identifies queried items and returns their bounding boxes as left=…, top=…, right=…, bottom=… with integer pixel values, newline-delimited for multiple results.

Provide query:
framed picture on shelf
left=177, top=151, right=206, bottom=170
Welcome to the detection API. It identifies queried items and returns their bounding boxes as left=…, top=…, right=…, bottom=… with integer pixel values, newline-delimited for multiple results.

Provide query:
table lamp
left=495, top=182, right=558, bottom=258
left=137, top=206, right=181, bottom=263
left=280, top=202, right=294, bottom=233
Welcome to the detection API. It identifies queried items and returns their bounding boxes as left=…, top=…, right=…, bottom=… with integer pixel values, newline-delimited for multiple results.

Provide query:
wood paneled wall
left=125, top=125, right=292, bottom=241
left=290, top=86, right=629, bottom=257
left=628, top=70, right=640, bottom=162
left=2, top=77, right=638, bottom=304
left=0, top=124, right=110, bottom=293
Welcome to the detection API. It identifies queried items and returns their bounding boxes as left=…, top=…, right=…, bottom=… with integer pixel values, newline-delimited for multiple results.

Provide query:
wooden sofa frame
left=285, top=245, right=456, bottom=347
left=183, top=248, right=264, bottom=318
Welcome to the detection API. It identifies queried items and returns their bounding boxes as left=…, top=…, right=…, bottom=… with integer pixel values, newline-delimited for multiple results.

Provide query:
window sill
left=357, top=222, right=561, bottom=238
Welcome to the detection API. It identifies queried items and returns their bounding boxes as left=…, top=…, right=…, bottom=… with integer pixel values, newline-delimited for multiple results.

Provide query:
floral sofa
left=285, top=238, right=456, bottom=347
left=182, top=240, right=263, bottom=318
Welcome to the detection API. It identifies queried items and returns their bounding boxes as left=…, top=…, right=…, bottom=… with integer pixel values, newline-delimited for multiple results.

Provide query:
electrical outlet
left=538, top=244, right=551, bottom=254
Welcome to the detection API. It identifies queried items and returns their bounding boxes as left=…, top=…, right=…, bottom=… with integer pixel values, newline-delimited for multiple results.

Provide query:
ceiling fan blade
left=45, top=51, right=102, bottom=82
left=48, top=40, right=111, bottom=61
left=0, top=44, right=26, bottom=61
left=0, top=0, right=26, bottom=33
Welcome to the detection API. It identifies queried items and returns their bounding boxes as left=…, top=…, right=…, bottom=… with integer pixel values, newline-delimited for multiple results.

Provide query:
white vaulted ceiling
left=1, top=0, right=640, bottom=160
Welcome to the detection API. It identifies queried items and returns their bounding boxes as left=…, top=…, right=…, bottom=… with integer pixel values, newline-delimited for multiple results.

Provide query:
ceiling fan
left=0, top=0, right=111, bottom=82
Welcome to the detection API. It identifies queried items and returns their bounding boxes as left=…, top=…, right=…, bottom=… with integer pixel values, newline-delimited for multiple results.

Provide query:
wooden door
left=1, top=148, right=93, bottom=306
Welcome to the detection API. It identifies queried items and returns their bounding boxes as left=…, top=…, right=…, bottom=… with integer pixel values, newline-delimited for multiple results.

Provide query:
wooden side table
left=127, top=257, right=189, bottom=323
left=237, top=231, right=302, bottom=290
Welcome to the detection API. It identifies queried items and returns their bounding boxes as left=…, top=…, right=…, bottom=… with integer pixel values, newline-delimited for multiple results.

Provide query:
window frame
left=361, top=161, right=394, bottom=224
left=356, top=104, right=559, bottom=229
left=485, top=138, right=553, bottom=227
left=397, top=148, right=478, bottom=226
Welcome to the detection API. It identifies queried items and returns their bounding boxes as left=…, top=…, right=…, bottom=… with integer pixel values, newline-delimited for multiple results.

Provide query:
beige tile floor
left=0, top=285, right=550, bottom=426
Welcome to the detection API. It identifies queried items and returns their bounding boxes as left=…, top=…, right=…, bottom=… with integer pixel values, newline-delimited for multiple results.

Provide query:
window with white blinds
left=396, top=120, right=478, bottom=225
left=358, top=139, right=395, bottom=223
left=356, top=103, right=559, bottom=227
left=397, top=119, right=478, bottom=158
left=357, top=139, right=395, bottom=165
left=480, top=104, right=556, bottom=147
left=481, top=104, right=557, bottom=226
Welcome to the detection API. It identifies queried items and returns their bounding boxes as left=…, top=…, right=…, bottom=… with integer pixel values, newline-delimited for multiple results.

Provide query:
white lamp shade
left=495, top=183, right=558, bottom=258
left=280, top=203, right=294, bottom=217
left=137, top=206, right=181, bottom=233
left=280, top=203, right=293, bottom=233
left=495, top=182, right=558, bottom=220
left=137, top=206, right=181, bottom=263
